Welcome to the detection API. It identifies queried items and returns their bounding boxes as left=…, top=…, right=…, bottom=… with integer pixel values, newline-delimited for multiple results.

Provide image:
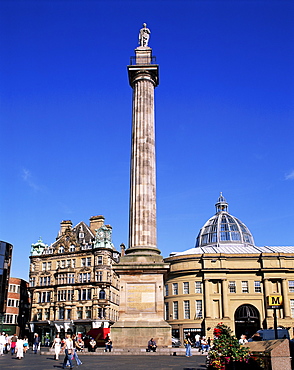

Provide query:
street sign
left=267, top=295, right=283, bottom=307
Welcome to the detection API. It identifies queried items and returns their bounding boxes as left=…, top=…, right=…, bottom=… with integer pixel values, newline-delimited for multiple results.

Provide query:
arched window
left=99, top=290, right=106, bottom=299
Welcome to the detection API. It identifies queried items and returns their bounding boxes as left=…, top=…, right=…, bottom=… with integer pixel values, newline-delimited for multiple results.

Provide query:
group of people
left=88, top=335, right=112, bottom=353
left=184, top=333, right=211, bottom=356
left=0, top=332, right=30, bottom=359
left=0, top=330, right=114, bottom=365
left=56, top=334, right=83, bottom=369
left=183, top=332, right=258, bottom=357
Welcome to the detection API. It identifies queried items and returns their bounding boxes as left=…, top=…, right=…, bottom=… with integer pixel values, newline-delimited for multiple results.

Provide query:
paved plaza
left=0, top=351, right=207, bottom=370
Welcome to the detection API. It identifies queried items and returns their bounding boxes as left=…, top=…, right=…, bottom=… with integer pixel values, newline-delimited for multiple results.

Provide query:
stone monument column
left=128, top=45, right=159, bottom=255
left=111, top=25, right=171, bottom=348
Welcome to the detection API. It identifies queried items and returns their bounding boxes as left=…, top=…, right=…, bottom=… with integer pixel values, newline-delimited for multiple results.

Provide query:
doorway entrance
left=234, top=304, right=260, bottom=340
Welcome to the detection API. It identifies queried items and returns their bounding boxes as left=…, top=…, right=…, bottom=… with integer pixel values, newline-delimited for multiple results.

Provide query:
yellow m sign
left=267, top=295, right=283, bottom=307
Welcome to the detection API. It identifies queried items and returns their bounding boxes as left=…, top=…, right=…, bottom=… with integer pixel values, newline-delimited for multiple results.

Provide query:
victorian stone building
left=29, top=215, right=120, bottom=340
left=164, top=194, right=294, bottom=344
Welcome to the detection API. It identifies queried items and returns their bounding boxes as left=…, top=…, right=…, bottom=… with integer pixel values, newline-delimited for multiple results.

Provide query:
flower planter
left=208, top=361, right=252, bottom=370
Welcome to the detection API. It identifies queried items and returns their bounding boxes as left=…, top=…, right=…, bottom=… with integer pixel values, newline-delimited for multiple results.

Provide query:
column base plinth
left=112, top=254, right=171, bottom=348
left=111, top=320, right=171, bottom=348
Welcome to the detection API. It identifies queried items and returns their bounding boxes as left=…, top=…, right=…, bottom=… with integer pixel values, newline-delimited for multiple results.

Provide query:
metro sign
left=267, top=295, right=283, bottom=307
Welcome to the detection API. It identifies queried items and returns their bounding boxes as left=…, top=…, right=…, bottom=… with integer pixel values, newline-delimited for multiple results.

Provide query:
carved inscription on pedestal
left=126, top=283, right=156, bottom=312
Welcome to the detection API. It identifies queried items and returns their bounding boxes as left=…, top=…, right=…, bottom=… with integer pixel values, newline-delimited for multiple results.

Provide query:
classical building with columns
left=28, top=216, right=120, bottom=340
left=164, top=194, right=294, bottom=344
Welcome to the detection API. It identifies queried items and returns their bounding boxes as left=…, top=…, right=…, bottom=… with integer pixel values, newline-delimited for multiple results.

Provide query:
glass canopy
left=195, top=194, right=254, bottom=247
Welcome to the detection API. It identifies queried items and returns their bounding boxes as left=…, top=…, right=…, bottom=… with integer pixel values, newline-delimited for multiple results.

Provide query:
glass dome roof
left=195, top=193, right=254, bottom=248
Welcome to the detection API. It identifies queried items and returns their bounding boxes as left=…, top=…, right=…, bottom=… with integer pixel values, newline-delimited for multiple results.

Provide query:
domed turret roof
left=195, top=193, right=254, bottom=248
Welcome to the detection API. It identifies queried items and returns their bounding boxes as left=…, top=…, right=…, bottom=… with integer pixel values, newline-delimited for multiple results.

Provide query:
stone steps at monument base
left=41, top=348, right=205, bottom=356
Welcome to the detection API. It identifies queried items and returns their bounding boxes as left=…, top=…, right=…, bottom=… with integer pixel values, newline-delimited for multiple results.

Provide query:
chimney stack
left=89, top=215, right=105, bottom=234
left=60, top=220, right=72, bottom=236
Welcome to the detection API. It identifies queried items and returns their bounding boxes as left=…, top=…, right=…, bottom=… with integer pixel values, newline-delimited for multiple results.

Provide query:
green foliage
left=207, top=323, right=251, bottom=370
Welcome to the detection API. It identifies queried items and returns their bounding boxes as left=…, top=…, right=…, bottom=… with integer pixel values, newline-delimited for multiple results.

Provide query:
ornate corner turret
left=94, top=225, right=114, bottom=250
left=31, top=237, right=47, bottom=256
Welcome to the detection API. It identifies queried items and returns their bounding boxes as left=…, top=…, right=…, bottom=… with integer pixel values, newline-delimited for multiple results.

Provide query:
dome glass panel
left=195, top=194, right=254, bottom=248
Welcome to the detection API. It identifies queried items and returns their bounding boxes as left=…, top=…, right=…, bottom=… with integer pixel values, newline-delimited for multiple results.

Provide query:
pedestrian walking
left=184, top=332, right=193, bottom=357
left=0, top=332, right=5, bottom=356
left=62, top=334, right=74, bottom=369
left=10, top=334, right=17, bottom=356
left=16, top=337, right=24, bottom=359
left=52, top=334, right=62, bottom=360
left=33, top=333, right=40, bottom=354
left=4, top=334, right=10, bottom=354
left=23, top=336, right=29, bottom=354
left=71, top=334, right=82, bottom=366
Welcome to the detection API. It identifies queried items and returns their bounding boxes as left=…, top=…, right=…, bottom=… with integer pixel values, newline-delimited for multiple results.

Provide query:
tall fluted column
left=128, top=50, right=159, bottom=254
left=127, top=51, right=158, bottom=253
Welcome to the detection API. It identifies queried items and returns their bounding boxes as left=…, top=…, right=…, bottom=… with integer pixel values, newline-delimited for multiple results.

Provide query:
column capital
left=128, top=64, right=159, bottom=88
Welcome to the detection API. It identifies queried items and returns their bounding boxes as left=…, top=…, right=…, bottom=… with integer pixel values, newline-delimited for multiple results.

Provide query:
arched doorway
left=234, top=304, right=260, bottom=340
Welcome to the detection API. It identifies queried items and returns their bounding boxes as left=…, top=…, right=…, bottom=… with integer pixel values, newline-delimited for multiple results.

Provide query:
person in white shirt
left=52, top=334, right=62, bottom=360
left=195, top=334, right=200, bottom=348
left=201, top=336, right=209, bottom=353
left=62, top=334, right=73, bottom=369
left=16, top=337, right=24, bottom=359
left=0, top=332, right=6, bottom=356
left=239, top=334, right=248, bottom=345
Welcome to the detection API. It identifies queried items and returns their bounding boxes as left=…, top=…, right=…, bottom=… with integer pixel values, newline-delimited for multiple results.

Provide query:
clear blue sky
left=1, top=0, right=293, bottom=281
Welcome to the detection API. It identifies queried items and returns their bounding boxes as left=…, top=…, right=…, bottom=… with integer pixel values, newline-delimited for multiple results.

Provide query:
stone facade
left=164, top=196, right=294, bottom=345
left=164, top=250, right=294, bottom=344
left=29, top=216, right=120, bottom=341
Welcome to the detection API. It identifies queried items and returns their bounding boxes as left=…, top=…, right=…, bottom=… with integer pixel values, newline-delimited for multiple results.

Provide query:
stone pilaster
left=204, top=279, right=211, bottom=318
left=221, top=279, right=229, bottom=318
left=263, top=278, right=271, bottom=318
left=281, top=278, right=291, bottom=318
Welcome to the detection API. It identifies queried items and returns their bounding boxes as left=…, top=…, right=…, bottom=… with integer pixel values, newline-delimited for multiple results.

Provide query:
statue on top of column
left=138, top=23, right=151, bottom=47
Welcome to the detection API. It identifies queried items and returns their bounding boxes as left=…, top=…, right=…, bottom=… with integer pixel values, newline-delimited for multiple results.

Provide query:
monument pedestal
left=111, top=255, right=171, bottom=348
